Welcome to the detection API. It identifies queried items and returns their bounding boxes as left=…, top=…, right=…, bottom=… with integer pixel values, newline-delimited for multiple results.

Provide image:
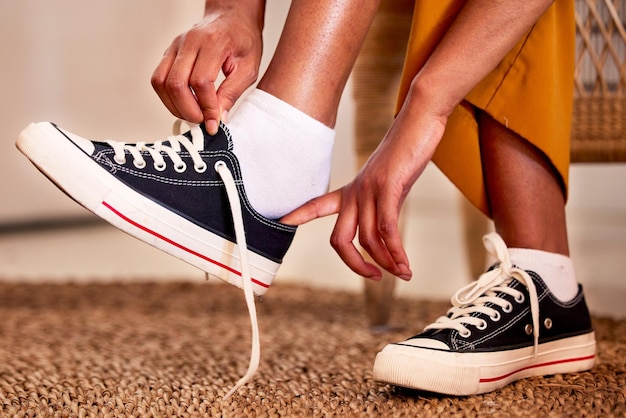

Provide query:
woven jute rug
left=0, top=281, right=624, bottom=417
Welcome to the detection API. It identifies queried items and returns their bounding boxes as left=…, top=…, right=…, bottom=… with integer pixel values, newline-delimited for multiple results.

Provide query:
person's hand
left=281, top=105, right=448, bottom=281
left=151, top=1, right=265, bottom=134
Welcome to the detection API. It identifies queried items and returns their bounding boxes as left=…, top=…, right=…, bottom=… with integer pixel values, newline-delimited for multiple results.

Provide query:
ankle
left=227, top=89, right=335, bottom=219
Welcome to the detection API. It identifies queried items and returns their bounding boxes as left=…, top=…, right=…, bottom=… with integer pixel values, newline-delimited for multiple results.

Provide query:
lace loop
left=425, top=233, right=541, bottom=356
left=108, top=122, right=205, bottom=172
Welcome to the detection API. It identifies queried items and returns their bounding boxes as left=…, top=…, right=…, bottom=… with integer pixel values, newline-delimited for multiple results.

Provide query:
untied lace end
left=215, top=160, right=261, bottom=401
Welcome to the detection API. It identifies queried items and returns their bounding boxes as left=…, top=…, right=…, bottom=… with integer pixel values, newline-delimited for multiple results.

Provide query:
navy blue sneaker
left=17, top=120, right=299, bottom=397
left=373, top=233, right=596, bottom=396
left=16, top=121, right=296, bottom=296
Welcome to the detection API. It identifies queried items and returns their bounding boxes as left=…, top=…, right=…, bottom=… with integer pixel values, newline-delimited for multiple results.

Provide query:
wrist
left=405, top=74, right=459, bottom=123
left=204, top=0, right=266, bottom=30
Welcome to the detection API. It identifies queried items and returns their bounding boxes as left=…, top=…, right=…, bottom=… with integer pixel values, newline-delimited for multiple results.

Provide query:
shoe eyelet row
left=459, top=329, right=471, bottom=338
left=113, top=150, right=208, bottom=174
left=522, top=319, right=553, bottom=337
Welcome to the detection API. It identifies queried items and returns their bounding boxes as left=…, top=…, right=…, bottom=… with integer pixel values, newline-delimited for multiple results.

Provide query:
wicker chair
left=572, top=0, right=626, bottom=162
left=355, top=0, right=626, bottom=328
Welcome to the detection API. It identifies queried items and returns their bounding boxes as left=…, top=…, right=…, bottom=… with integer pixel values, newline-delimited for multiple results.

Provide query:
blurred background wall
left=1, top=1, right=625, bottom=317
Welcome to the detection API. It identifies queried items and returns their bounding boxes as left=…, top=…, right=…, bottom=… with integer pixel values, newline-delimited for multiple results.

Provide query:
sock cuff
left=508, top=248, right=578, bottom=302
left=244, top=89, right=335, bottom=145
left=508, top=248, right=573, bottom=270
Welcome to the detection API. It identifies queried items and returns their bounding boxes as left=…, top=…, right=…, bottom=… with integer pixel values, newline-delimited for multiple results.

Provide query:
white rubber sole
left=16, top=122, right=279, bottom=295
left=373, top=332, right=596, bottom=395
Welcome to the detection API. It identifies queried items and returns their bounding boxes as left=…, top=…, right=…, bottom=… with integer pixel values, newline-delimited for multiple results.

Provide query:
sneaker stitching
left=95, top=147, right=295, bottom=233
left=97, top=149, right=225, bottom=186
left=527, top=270, right=584, bottom=308
left=216, top=153, right=296, bottom=232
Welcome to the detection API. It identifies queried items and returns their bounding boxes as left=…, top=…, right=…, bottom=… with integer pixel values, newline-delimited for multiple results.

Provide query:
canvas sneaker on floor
left=16, top=121, right=299, bottom=398
left=373, top=232, right=596, bottom=396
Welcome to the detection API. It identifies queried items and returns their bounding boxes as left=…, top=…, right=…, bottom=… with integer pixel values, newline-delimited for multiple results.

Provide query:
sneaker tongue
left=195, top=123, right=232, bottom=152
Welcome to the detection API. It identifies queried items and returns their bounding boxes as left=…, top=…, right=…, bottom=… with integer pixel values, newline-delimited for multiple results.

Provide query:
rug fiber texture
left=0, top=281, right=624, bottom=417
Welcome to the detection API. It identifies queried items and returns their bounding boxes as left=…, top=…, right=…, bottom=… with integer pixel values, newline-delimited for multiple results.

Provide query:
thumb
left=216, top=66, right=259, bottom=120
left=280, top=189, right=343, bottom=226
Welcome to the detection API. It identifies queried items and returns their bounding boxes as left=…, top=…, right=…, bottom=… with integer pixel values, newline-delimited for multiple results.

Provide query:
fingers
left=281, top=185, right=412, bottom=281
left=151, top=40, right=188, bottom=121
left=216, top=58, right=260, bottom=123
left=280, top=188, right=383, bottom=279
left=342, top=184, right=411, bottom=281
left=330, top=187, right=384, bottom=280
left=279, top=189, right=343, bottom=225
left=373, top=192, right=412, bottom=280
left=152, top=35, right=223, bottom=134
left=186, top=45, right=224, bottom=134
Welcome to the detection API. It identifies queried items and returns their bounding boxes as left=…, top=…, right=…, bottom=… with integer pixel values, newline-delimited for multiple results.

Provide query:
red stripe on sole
left=101, top=200, right=270, bottom=289
left=479, top=354, right=595, bottom=383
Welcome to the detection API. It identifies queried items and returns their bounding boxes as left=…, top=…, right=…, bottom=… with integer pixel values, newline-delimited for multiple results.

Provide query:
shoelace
left=215, top=161, right=260, bottom=400
left=424, top=232, right=540, bottom=356
left=107, top=121, right=260, bottom=399
left=107, top=121, right=208, bottom=174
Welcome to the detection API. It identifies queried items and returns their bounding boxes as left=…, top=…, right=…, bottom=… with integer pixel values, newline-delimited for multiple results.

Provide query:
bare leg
left=219, top=0, right=381, bottom=219
left=258, top=0, right=381, bottom=128
left=478, top=110, right=570, bottom=255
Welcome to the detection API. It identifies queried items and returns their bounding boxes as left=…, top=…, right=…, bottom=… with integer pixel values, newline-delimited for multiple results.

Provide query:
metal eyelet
left=544, top=318, right=553, bottom=329
left=525, top=324, right=533, bottom=335
left=502, top=302, right=513, bottom=313
left=515, top=293, right=525, bottom=304
left=114, top=155, right=126, bottom=165
left=490, top=311, right=501, bottom=322
left=133, top=159, right=146, bottom=169
left=154, top=162, right=167, bottom=172
left=174, top=162, right=187, bottom=173
left=194, top=162, right=208, bottom=173
left=476, top=320, right=488, bottom=331
left=459, top=329, right=471, bottom=338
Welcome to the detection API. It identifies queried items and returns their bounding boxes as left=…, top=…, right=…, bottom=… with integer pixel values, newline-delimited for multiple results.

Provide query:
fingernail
left=206, top=120, right=218, bottom=135
left=221, top=109, right=229, bottom=123
left=398, top=264, right=412, bottom=281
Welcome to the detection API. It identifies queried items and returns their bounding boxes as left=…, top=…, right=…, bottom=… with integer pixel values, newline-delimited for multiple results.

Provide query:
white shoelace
left=107, top=122, right=260, bottom=399
left=215, top=161, right=260, bottom=400
left=107, top=122, right=208, bottom=174
left=425, top=233, right=541, bottom=356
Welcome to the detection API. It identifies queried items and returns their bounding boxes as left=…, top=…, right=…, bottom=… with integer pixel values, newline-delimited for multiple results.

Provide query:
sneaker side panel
left=16, top=122, right=281, bottom=295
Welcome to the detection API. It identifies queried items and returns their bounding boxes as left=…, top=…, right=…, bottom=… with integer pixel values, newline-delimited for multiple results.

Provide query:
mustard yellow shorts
left=396, top=0, right=575, bottom=216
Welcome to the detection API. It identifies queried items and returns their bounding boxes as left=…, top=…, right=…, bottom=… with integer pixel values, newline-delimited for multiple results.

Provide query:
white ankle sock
left=226, top=89, right=335, bottom=220
left=508, top=248, right=579, bottom=302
